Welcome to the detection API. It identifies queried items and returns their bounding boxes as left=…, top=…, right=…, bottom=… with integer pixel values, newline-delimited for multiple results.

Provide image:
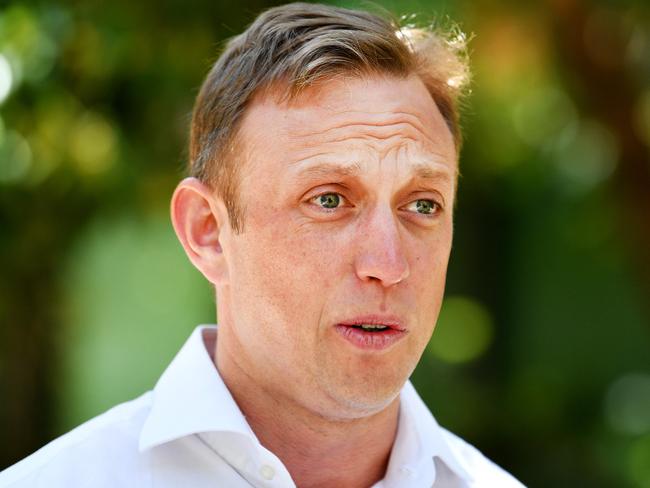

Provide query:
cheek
left=230, top=218, right=345, bottom=328
left=412, top=224, right=452, bottom=274
left=409, top=230, right=452, bottom=315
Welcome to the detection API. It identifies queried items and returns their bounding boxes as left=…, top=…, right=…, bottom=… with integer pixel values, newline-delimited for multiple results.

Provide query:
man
left=1, top=3, right=524, bottom=487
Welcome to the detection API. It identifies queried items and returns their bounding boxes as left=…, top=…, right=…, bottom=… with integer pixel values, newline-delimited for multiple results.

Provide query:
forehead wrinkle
left=287, top=109, right=446, bottom=151
left=287, top=136, right=455, bottom=180
left=382, top=139, right=456, bottom=176
left=285, top=125, right=447, bottom=169
left=322, top=109, right=430, bottom=135
left=320, top=131, right=420, bottom=146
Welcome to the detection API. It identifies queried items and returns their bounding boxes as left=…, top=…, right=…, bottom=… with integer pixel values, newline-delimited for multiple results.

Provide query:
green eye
left=315, top=193, right=341, bottom=209
left=410, top=199, right=438, bottom=215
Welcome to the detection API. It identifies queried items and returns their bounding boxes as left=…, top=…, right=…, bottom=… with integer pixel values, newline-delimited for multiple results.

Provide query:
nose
left=353, top=205, right=410, bottom=287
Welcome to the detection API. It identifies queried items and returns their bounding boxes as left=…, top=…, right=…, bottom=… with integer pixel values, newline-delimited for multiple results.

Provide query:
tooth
left=360, top=324, right=388, bottom=330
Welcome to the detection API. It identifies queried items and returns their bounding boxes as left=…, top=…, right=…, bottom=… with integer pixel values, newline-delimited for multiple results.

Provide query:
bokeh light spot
left=553, top=119, right=618, bottom=189
left=69, top=112, right=118, bottom=175
left=0, top=54, right=13, bottom=103
left=0, top=131, right=32, bottom=183
left=428, top=296, right=494, bottom=364
left=58, top=213, right=212, bottom=430
left=512, top=85, right=577, bottom=148
left=605, top=372, right=650, bottom=435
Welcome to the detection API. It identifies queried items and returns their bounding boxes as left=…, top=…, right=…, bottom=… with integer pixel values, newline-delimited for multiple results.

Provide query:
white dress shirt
left=0, top=326, right=525, bottom=487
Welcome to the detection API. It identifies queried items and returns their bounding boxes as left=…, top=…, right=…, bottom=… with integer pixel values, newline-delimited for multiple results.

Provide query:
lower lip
left=334, top=325, right=407, bottom=351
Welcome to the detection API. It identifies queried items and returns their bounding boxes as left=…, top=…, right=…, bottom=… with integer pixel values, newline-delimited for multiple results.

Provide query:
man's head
left=172, top=2, right=468, bottom=420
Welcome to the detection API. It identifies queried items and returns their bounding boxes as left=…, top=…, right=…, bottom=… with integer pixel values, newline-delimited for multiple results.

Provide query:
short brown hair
left=189, top=2, right=469, bottom=232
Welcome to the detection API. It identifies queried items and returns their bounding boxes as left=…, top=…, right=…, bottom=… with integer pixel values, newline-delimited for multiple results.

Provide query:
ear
left=170, top=177, right=230, bottom=286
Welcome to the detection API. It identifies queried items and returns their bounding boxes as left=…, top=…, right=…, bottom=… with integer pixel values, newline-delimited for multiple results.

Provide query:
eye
left=311, top=192, right=345, bottom=210
left=404, top=199, right=440, bottom=216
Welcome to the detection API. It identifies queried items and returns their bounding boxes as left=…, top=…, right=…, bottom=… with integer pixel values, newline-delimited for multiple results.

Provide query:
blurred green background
left=1, top=0, right=649, bottom=485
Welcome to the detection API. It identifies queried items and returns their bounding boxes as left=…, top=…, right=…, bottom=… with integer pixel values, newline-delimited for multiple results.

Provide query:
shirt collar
left=387, top=381, right=475, bottom=485
left=139, top=325, right=474, bottom=485
left=139, top=325, right=257, bottom=451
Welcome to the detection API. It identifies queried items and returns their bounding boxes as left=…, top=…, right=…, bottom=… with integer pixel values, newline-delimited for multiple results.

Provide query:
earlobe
left=170, top=177, right=230, bottom=285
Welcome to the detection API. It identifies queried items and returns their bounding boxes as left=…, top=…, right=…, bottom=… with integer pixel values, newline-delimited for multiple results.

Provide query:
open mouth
left=335, top=317, right=407, bottom=350
left=349, top=324, right=391, bottom=332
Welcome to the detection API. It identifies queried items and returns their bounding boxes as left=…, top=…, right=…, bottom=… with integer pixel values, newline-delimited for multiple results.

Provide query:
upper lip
left=337, top=315, right=406, bottom=331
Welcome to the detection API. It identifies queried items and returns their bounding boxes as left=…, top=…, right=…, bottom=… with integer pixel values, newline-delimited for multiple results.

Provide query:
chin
left=318, top=372, right=407, bottom=420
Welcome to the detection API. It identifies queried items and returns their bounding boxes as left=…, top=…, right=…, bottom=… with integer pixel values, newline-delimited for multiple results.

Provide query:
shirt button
left=259, top=464, right=275, bottom=480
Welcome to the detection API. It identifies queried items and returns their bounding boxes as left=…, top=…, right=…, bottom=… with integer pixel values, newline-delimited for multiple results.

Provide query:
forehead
left=238, top=75, right=457, bottom=175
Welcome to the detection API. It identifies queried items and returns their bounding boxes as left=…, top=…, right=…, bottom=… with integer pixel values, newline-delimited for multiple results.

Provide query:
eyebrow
left=293, top=161, right=363, bottom=181
left=292, top=159, right=455, bottom=183
left=410, top=161, right=456, bottom=182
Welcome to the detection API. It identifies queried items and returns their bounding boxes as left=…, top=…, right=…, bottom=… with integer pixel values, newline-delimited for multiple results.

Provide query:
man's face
left=217, top=75, right=457, bottom=419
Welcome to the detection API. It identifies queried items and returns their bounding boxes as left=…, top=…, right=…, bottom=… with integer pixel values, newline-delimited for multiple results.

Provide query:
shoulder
left=439, top=427, right=526, bottom=488
left=0, top=392, right=153, bottom=488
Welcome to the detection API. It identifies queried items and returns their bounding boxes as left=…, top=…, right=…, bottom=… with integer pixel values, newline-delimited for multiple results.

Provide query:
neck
left=214, top=331, right=399, bottom=488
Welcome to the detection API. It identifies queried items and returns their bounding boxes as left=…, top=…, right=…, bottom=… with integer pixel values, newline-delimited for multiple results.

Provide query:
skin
left=171, top=74, right=457, bottom=487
